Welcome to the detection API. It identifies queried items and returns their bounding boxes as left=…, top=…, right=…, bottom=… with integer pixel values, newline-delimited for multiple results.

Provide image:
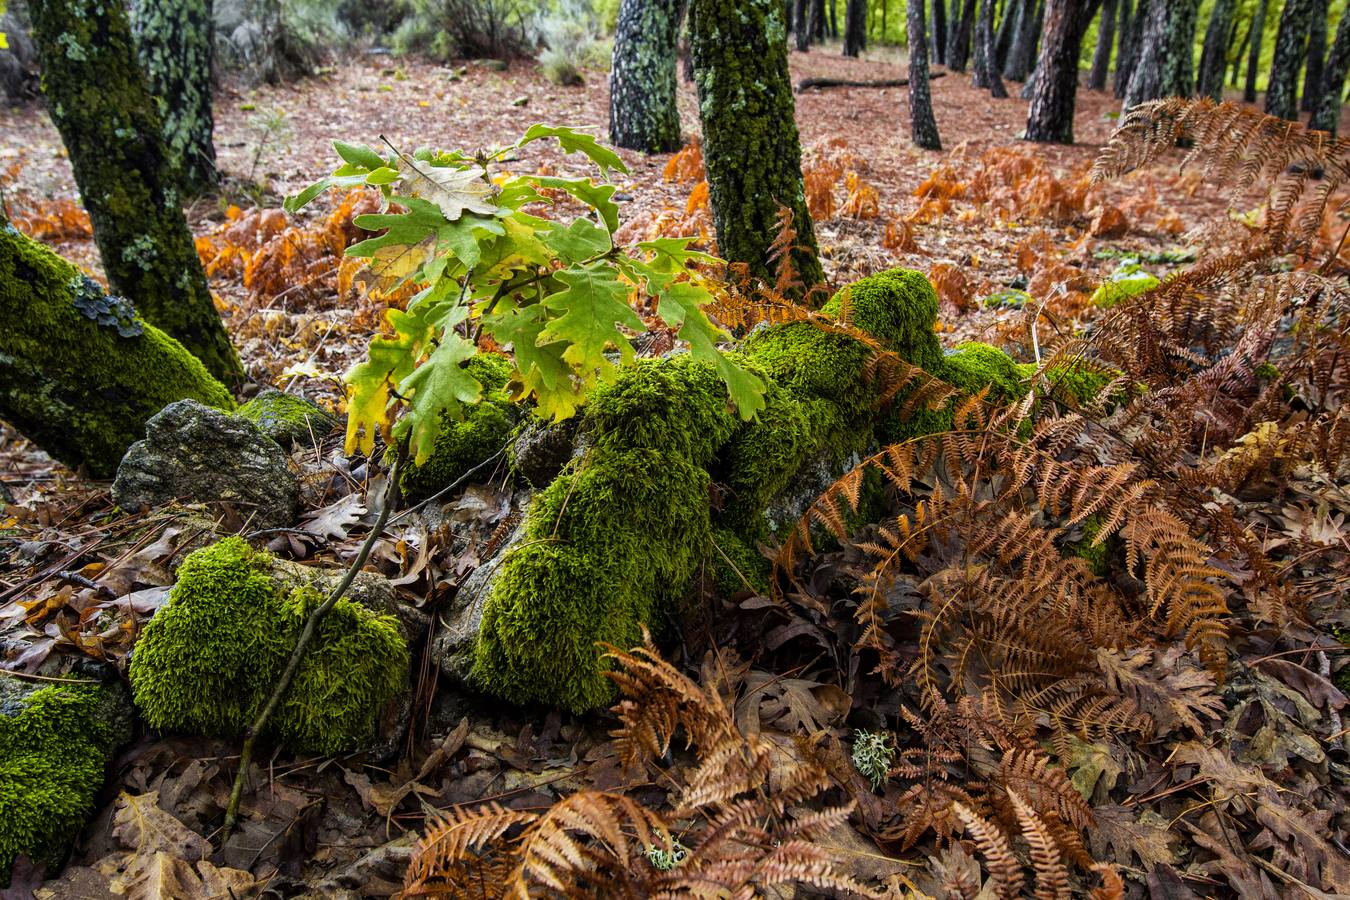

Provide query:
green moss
left=236, top=389, right=335, bottom=448
left=820, top=269, right=944, bottom=371
left=1089, top=265, right=1159, bottom=308
left=0, top=679, right=129, bottom=883
left=1255, top=362, right=1281, bottom=381
left=937, top=342, right=1030, bottom=404
left=706, top=526, right=771, bottom=596
left=0, top=222, right=234, bottom=478
left=128, top=537, right=408, bottom=755
left=1064, top=514, right=1112, bottom=576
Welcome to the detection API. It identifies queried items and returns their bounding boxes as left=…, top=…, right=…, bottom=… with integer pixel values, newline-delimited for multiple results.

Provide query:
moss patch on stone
left=128, top=537, right=408, bottom=755
left=236, top=389, right=335, bottom=448
left=0, top=678, right=130, bottom=884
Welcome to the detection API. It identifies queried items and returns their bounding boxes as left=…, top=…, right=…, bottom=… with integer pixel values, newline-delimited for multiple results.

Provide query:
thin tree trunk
left=996, top=0, right=1022, bottom=68
left=691, top=0, right=824, bottom=296
left=948, top=0, right=978, bottom=70
left=610, top=0, right=683, bottom=154
left=1004, top=0, right=1042, bottom=79
left=1089, top=0, right=1117, bottom=90
left=813, top=0, right=827, bottom=38
left=1231, top=17, right=1251, bottom=86
left=795, top=0, right=811, bottom=49
left=130, top=0, right=218, bottom=197
left=1244, top=0, right=1269, bottom=102
left=27, top=0, right=241, bottom=384
left=1024, top=0, right=1100, bottom=142
left=1196, top=0, right=1236, bottom=100
left=828, top=0, right=838, bottom=36
left=1301, top=0, right=1328, bottom=112
left=934, top=0, right=949, bottom=63
left=1311, top=4, right=1350, bottom=134
left=1123, top=0, right=1200, bottom=110
left=843, top=0, right=867, bottom=55
left=1266, top=0, right=1314, bottom=120
left=973, top=0, right=1009, bottom=94
left=909, top=0, right=944, bottom=148
left=1115, top=0, right=1143, bottom=96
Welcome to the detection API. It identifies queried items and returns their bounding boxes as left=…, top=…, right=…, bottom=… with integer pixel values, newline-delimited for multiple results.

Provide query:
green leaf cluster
left=289, top=125, right=765, bottom=463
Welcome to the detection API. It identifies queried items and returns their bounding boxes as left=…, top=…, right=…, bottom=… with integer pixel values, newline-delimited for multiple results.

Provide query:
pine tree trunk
left=1266, top=0, right=1314, bottom=120
left=934, top=0, right=949, bottom=63
left=1311, top=7, right=1350, bottom=134
left=973, top=0, right=1009, bottom=94
left=1244, top=0, right=1269, bottom=102
left=996, top=0, right=1022, bottom=69
left=27, top=0, right=241, bottom=385
left=1116, top=0, right=1144, bottom=96
left=1088, top=0, right=1117, bottom=90
left=1170, top=0, right=1199, bottom=96
left=795, top=0, right=811, bottom=48
left=947, top=0, right=978, bottom=70
left=843, top=0, right=867, bottom=55
left=1004, top=0, right=1042, bottom=79
left=681, top=0, right=696, bottom=81
left=1300, top=0, right=1328, bottom=112
left=828, top=0, right=838, bottom=36
left=1123, top=0, right=1199, bottom=110
left=909, top=0, right=944, bottom=148
left=1231, top=17, right=1251, bottom=86
left=609, top=0, right=683, bottom=154
left=129, top=0, right=218, bottom=197
left=1024, top=0, right=1096, bottom=142
left=1112, top=0, right=1133, bottom=95
left=690, top=0, right=824, bottom=297
left=0, top=217, right=234, bottom=478
left=1196, top=0, right=1236, bottom=100
left=812, top=0, right=826, bottom=38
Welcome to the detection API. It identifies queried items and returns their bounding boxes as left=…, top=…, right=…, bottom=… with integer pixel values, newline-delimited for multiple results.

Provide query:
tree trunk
left=1244, top=0, right=1269, bottom=102
left=973, top=0, right=1009, bottom=94
left=1300, top=0, right=1328, bottom=112
left=129, top=0, right=218, bottom=197
left=947, top=0, right=978, bottom=70
left=843, top=0, right=867, bottom=55
left=909, top=0, right=944, bottom=148
left=27, top=0, right=242, bottom=385
left=1088, top=0, right=1117, bottom=90
left=1266, top=0, right=1314, bottom=120
left=609, top=0, right=683, bottom=153
left=1196, top=0, right=1236, bottom=100
left=1311, top=6, right=1350, bottom=134
left=0, top=217, right=234, bottom=478
left=1004, top=0, right=1042, bottom=79
left=813, top=0, right=827, bottom=38
left=795, top=0, right=811, bottom=48
left=934, top=0, right=949, bottom=63
left=1231, top=17, right=1251, bottom=86
left=828, top=0, right=838, bottom=36
left=996, top=0, right=1022, bottom=69
left=1123, top=0, right=1200, bottom=110
left=691, top=0, right=824, bottom=297
left=1024, top=0, right=1098, bottom=142
left=681, top=0, right=696, bottom=81
left=1115, top=0, right=1143, bottom=96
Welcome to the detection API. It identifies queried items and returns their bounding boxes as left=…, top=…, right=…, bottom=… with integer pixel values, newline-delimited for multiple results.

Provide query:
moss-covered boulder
left=0, top=676, right=132, bottom=886
left=0, top=221, right=234, bottom=479
left=237, top=388, right=336, bottom=449
left=128, top=537, right=410, bottom=756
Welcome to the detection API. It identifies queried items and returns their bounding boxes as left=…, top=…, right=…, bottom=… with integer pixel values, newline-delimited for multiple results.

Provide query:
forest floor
left=2, top=44, right=1349, bottom=898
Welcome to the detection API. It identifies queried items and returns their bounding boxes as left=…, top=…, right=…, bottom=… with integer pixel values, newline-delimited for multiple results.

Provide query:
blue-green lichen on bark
left=609, top=0, right=683, bottom=153
left=0, top=678, right=130, bottom=885
left=0, top=220, right=233, bottom=478
left=128, top=537, right=409, bottom=755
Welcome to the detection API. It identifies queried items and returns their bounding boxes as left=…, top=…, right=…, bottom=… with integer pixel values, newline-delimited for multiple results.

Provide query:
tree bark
left=812, top=0, right=827, bottom=39
left=909, top=0, right=944, bottom=148
left=129, top=0, right=218, bottom=197
left=691, top=0, right=824, bottom=297
left=1231, top=16, right=1251, bottom=87
left=973, top=0, right=1009, bottom=94
left=1115, top=0, right=1143, bottom=96
left=947, top=0, right=978, bottom=71
left=795, top=0, right=811, bottom=48
left=1300, top=0, right=1328, bottom=112
left=0, top=217, right=234, bottom=478
left=1266, top=0, right=1314, bottom=120
left=27, top=0, right=241, bottom=384
left=828, top=0, right=838, bottom=36
left=1004, top=0, right=1043, bottom=79
left=609, top=0, right=683, bottom=153
left=934, top=0, right=949, bottom=63
left=1311, top=6, right=1350, bottom=134
left=1123, top=0, right=1200, bottom=110
left=843, top=0, right=867, bottom=55
left=996, top=0, right=1022, bottom=69
left=1088, top=0, right=1117, bottom=90
left=1196, top=0, right=1236, bottom=100
left=1243, top=0, right=1269, bottom=102
left=1024, top=0, right=1100, bottom=142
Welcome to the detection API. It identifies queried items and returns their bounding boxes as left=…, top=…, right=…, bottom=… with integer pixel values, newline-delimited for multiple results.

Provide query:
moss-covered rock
left=0, top=677, right=131, bottom=885
left=128, top=537, right=409, bottom=755
left=0, top=221, right=234, bottom=479
left=236, top=388, right=336, bottom=449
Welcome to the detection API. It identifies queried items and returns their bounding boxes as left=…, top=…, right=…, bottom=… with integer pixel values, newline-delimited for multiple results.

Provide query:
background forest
left=1, top=0, right=1349, bottom=898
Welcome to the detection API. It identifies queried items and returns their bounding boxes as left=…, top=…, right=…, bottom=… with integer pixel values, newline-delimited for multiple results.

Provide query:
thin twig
left=220, top=444, right=407, bottom=842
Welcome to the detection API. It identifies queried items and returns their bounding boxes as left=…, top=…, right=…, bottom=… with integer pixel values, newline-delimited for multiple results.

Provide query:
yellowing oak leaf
left=538, top=264, right=643, bottom=384
left=397, top=158, right=500, bottom=221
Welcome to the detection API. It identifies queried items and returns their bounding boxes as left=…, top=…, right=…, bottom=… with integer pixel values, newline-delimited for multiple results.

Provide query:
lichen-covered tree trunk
left=1196, top=0, right=1236, bottom=100
left=1088, top=0, right=1117, bottom=91
left=1123, top=0, right=1201, bottom=110
left=947, top=0, right=977, bottom=71
left=690, top=0, right=824, bottom=298
left=1300, top=0, right=1328, bottom=112
left=609, top=0, right=683, bottom=153
left=842, top=0, right=866, bottom=56
left=130, top=0, right=218, bottom=196
left=1004, top=0, right=1042, bottom=80
left=1311, top=8, right=1350, bottom=135
left=0, top=219, right=233, bottom=478
left=27, top=0, right=242, bottom=385
left=1244, top=0, right=1269, bottom=101
left=972, top=0, right=1009, bottom=95
left=1266, top=0, right=1313, bottom=120
left=910, top=0, right=944, bottom=149
left=1024, top=0, right=1092, bottom=142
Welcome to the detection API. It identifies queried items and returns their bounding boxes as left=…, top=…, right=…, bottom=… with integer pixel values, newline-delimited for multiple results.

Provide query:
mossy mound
left=128, top=537, right=409, bottom=755
left=237, top=389, right=336, bottom=448
left=0, top=678, right=131, bottom=885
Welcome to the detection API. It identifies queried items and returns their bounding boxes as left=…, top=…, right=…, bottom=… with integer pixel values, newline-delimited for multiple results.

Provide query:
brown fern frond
left=401, top=802, right=536, bottom=897
left=954, top=802, right=1023, bottom=899
left=1008, top=790, right=1071, bottom=900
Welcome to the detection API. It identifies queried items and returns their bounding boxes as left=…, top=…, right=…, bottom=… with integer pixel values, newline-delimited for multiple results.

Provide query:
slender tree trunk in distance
left=948, top=0, right=978, bottom=70
left=1089, top=0, right=1117, bottom=90
left=130, top=0, right=218, bottom=197
left=1244, top=0, right=1269, bottom=102
left=1124, top=0, right=1200, bottom=109
left=795, top=0, right=811, bottom=49
left=1231, top=18, right=1251, bottom=86
left=27, top=0, right=241, bottom=384
left=682, top=0, right=696, bottom=81
left=1005, top=0, right=1042, bottom=79
left=1266, top=0, right=1314, bottom=120
left=1171, top=0, right=1200, bottom=95
left=1115, top=0, right=1143, bottom=97
left=934, top=0, right=949, bottom=63
left=609, top=0, right=683, bottom=154
left=813, top=0, right=826, bottom=38
left=1024, top=0, right=1100, bottom=142
left=909, top=0, right=944, bottom=148
left=973, top=0, right=1009, bottom=94
left=843, top=0, right=867, bottom=55
left=996, top=0, right=1022, bottom=68
left=828, top=0, right=838, bottom=36
left=1312, top=5, right=1350, bottom=134
left=1196, top=0, right=1236, bottom=100
left=1301, top=0, right=1328, bottom=111
left=690, top=0, right=824, bottom=296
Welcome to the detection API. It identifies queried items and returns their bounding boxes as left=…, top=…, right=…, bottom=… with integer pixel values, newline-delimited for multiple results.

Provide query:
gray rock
left=236, top=389, right=336, bottom=449
left=510, top=416, right=579, bottom=487
left=113, top=400, right=300, bottom=531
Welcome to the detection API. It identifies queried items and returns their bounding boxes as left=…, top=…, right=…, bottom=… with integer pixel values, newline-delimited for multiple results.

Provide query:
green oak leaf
left=396, top=329, right=482, bottom=463
left=530, top=175, right=620, bottom=233
left=538, top=264, right=643, bottom=383
left=485, top=305, right=581, bottom=420
left=518, top=124, right=629, bottom=178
